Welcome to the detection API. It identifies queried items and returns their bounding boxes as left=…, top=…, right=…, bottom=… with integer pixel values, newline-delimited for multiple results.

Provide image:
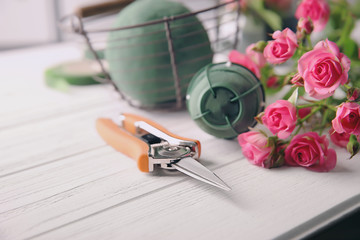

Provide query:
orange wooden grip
left=96, top=118, right=150, bottom=172
left=122, top=113, right=201, bottom=156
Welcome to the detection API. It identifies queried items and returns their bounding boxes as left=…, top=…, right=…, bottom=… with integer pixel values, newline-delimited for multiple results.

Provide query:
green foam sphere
left=105, top=0, right=213, bottom=107
left=186, top=63, right=265, bottom=139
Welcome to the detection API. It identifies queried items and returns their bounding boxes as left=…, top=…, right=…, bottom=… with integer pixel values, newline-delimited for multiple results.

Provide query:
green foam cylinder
left=105, top=0, right=213, bottom=107
left=186, top=62, right=265, bottom=139
left=44, top=60, right=103, bottom=91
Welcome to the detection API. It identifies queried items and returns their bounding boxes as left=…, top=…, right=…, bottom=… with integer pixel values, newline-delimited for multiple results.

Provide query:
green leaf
left=260, top=9, right=282, bottom=31
left=337, top=13, right=355, bottom=48
left=351, top=1, right=360, bottom=18
left=288, top=87, right=299, bottom=105
left=282, top=87, right=303, bottom=101
left=329, top=4, right=343, bottom=30
left=272, top=154, right=285, bottom=168
left=249, top=0, right=263, bottom=10
left=347, top=134, right=360, bottom=159
left=248, top=0, right=282, bottom=31
left=342, top=38, right=358, bottom=59
left=267, top=136, right=278, bottom=148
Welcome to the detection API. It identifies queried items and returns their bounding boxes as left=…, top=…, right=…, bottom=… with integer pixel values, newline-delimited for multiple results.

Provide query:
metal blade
left=172, top=157, right=231, bottom=191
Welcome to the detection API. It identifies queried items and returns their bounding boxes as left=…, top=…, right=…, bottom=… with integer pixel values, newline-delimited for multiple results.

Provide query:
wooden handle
left=75, top=0, right=134, bottom=18
left=96, top=118, right=150, bottom=172
left=122, top=113, right=201, bottom=156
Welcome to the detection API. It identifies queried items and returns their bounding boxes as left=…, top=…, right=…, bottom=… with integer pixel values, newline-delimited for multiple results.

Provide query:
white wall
left=0, top=0, right=57, bottom=50
left=0, top=0, right=105, bottom=50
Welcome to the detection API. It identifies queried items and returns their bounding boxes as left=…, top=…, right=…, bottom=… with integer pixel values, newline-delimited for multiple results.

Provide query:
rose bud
left=246, top=43, right=266, bottom=68
left=297, top=17, right=314, bottom=35
left=229, top=50, right=261, bottom=78
left=263, top=137, right=286, bottom=169
left=332, top=102, right=360, bottom=135
left=291, top=73, right=304, bottom=87
left=238, top=131, right=272, bottom=167
left=347, top=87, right=360, bottom=102
left=298, top=39, right=350, bottom=99
left=266, top=76, right=280, bottom=88
left=261, top=100, right=297, bottom=139
left=329, top=127, right=352, bottom=148
left=264, top=28, right=298, bottom=64
left=347, top=134, right=360, bottom=159
left=295, top=0, right=330, bottom=32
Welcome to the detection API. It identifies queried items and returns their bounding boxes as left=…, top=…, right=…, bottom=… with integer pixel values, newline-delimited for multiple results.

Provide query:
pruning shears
left=96, top=113, right=230, bottom=191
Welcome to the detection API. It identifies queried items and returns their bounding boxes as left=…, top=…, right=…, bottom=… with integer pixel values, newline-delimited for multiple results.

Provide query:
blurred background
left=0, top=0, right=359, bottom=51
left=0, top=0, right=359, bottom=238
left=0, top=0, right=223, bottom=51
left=0, top=0, right=302, bottom=52
left=0, top=0, right=131, bottom=51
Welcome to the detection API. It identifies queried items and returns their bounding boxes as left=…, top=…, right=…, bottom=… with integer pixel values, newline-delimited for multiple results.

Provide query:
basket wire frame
left=61, top=0, right=242, bottom=110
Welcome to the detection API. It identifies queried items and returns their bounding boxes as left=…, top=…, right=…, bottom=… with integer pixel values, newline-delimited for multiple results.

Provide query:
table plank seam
left=275, top=193, right=360, bottom=240
left=0, top=145, right=107, bottom=179
left=0, top=98, right=115, bottom=131
left=22, top=159, right=240, bottom=240
left=0, top=170, right=122, bottom=220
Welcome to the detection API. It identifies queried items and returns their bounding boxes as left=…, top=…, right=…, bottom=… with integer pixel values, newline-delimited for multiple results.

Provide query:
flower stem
left=306, top=35, right=313, bottom=49
left=293, top=124, right=303, bottom=136
left=327, top=105, right=337, bottom=112
left=297, top=103, right=317, bottom=109
left=319, top=109, right=330, bottom=135
left=299, top=106, right=322, bottom=124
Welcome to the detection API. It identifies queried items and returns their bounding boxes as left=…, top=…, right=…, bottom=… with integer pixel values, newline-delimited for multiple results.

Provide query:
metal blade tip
left=173, top=157, right=232, bottom=191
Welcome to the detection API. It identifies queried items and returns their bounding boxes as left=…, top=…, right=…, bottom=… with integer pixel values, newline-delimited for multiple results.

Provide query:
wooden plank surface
left=1, top=43, right=360, bottom=240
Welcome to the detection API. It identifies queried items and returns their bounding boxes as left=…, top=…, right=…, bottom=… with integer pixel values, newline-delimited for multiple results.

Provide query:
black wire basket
left=60, top=0, right=242, bottom=110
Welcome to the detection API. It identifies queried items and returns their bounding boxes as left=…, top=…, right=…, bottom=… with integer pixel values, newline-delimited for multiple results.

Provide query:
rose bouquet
left=229, top=0, right=360, bottom=172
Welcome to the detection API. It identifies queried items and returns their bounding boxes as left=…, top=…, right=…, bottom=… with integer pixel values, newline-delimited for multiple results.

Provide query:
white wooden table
left=1, top=43, right=360, bottom=240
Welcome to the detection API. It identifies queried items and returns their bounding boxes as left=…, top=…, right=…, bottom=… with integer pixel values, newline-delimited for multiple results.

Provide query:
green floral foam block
left=105, top=0, right=213, bottom=106
left=186, top=63, right=265, bottom=139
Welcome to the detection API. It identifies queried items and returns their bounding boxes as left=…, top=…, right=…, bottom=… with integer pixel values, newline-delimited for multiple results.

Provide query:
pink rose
left=246, top=43, right=266, bottom=68
left=332, top=102, right=360, bottom=135
left=329, top=127, right=352, bottom=148
left=295, top=0, right=330, bottom=32
left=264, top=28, right=298, bottom=64
left=285, top=132, right=337, bottom=172
left=229, top=50, right=261, bottom=78
left=298, top=39, right=351, bottom=99
left=261, top=100, right=297, bottom=139
left=238, top=131, right=272, bottom=167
